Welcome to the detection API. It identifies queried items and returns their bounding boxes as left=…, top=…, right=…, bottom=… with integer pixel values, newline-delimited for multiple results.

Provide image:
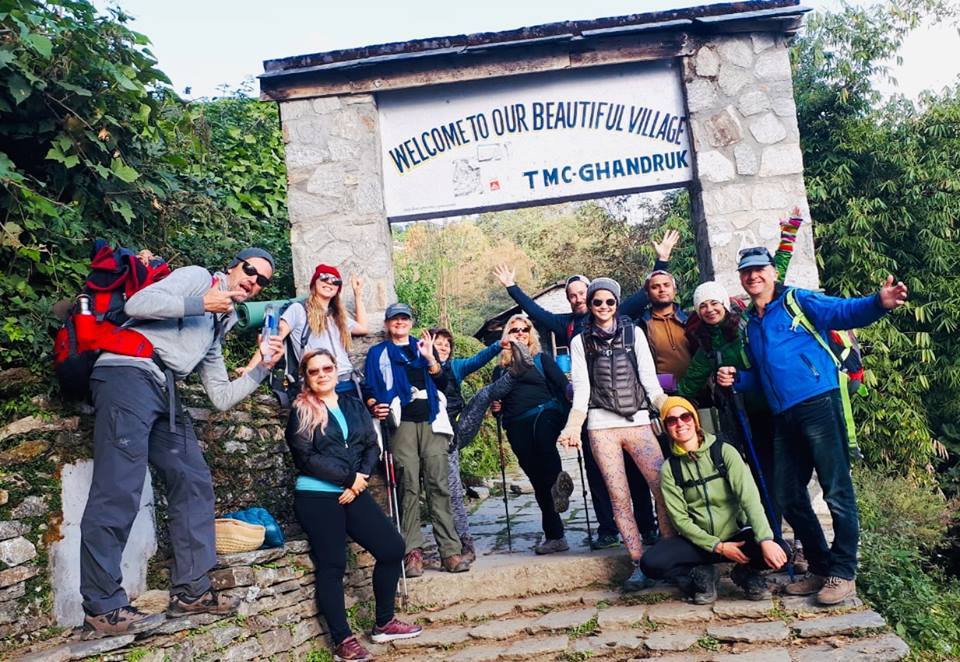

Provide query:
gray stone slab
left=0, top=580, right=26, bottom=602
left=468, top=616, right=537, bottom=640
left=712, top=649, right=791, bottom=662
left=792, top=634, right=910, bottom=662
left=392, top=624, right=469, bottom=649
left=0, top=520, right=28, bottom=541
left=504, top=634, right=570, bottom=657
left=597, top=605, right=647, bottom=629
left=712, top=598, right=775, bottom=618
left=793, top=609, right=886, bottom=638
left=439, top=643, right=506, bottom=662
left=646, top=602, right=715, bottom=625
left=0, top=536, right=37, bottom=567
left=707, top=620, right=790, bottom=643
left=576, top=588, right=624, bottom=605
left=215, top=547, right=285, bottom=568
left=644, top=630, right=701, bottom=651
left=153, top=612, right=220, bottom=634
left=572, top=630, right=646, bottom=653
left=780, top=594, right=863, bottom=614
left=527, top=606, right=596, bottom=633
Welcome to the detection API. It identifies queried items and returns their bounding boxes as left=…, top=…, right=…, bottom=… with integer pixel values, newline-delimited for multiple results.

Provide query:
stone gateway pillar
left=261, top=1, right=816, bottom=314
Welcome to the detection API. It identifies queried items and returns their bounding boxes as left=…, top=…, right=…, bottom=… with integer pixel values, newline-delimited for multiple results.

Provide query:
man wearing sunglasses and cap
left=717, top=245, right=908, bottom=606
left=492, top=230, right=680, bottom=551
left=78, top=247, right=285, bottom=639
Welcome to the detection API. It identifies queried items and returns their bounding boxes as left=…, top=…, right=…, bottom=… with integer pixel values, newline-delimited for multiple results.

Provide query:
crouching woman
left=286, top=349, right=422, bottom=661
left=640, top=397, right=788, bottom=604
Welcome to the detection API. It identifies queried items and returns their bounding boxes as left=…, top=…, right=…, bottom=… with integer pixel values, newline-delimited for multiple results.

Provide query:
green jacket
left=660, top=433, right=773, bottom=553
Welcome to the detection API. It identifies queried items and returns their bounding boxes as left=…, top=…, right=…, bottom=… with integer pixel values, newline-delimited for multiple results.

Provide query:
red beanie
left=310, top=264, right=342, bottom=291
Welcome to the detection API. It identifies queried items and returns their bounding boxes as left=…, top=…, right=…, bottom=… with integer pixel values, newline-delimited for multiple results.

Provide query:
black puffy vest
left=584, top=319, right=644, bottom=418
left=440, top=362, right=465, bottom=420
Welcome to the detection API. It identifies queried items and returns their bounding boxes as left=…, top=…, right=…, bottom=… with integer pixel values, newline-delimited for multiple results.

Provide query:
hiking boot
left=441, top=554, right=471, bottom=573
left=82, top=605, right=165, bottom=640
left=590, top=533, right=621, bottom=550
left=167, top=589, right=239, bottom=617
left=731, top=564, right=771, bottom=601
left=508, top=340, right=534, bottom=375
left=622, top=562, right=653, bottom=592
left=404, top=549, right=424, bottom=578
left=460, top=538, right=477, bottom=564
left=551, top=471, right=574, bottom=513
left=689, top=565, right=719, bottom=605
left=370, top=617, right=423, bottom=643
left=642, top=528, right=660, bottom=546
left=817, top=576, right=857, bottom=605
left=784, top=572, right=827, bottom=596
left=334, top=635, right=372, bottom=661
left=534, top=537, right=570, bottom=555
left=792, top=542, right=809, bottom=574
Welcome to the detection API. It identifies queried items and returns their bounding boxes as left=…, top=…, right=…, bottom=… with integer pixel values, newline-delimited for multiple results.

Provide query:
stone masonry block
left=0, top=521, right=27, bottom=541
left=695, top=46, right=720, bottom=77
left=750, top=112, right=787, bottom=144
left=685, top=78, right=719, bottom=113
left=703, top=107, right=743, bottom=147
left=755, top=48, right=792, bottom=81
left=719, top=37, right=754, bottom=68
left=0, top=536, right=36, bottom=567
left=738, top=90, right=771, bottom=116
left=704, top=185, right=752, bottom=215
left=752, top=32, right=777, bottom=53
left=734, top=144, right=759, bottom=175
left=718, top=63, right=751, bottom=97
left=696, top=150, right=736, bottom=183
left=760, top=144, right=804, bottom=176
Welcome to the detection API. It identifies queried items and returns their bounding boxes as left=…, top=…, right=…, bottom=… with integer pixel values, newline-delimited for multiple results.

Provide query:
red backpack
left=53, top=240, right=172, bottom=401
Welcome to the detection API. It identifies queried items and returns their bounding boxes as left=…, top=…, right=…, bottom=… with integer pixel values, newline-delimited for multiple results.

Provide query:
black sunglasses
left=508, top=327, right=531, bottom=335
left=241, top=261, right=271, bottom=287
left=317, top=273, right=342, bottom=286
left=591, top=298, right=617, bottom=307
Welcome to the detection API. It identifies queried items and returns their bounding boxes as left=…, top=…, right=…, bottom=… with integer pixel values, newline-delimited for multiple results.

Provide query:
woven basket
left=215, top=518, right=265, bottom=554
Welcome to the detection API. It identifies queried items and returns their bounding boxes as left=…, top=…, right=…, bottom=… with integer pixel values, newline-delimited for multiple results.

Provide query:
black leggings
left=294, top=490, right=404, bottom=645
left=640, top=528, right=788, bottom=581
left=504, top=408, right=565, bottom=540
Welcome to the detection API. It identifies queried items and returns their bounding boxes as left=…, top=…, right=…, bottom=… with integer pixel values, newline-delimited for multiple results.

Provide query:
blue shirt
left=295, top=405, right=350, bottom=493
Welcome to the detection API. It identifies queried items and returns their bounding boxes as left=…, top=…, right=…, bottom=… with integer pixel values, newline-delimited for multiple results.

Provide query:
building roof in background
left=474, top=282, right=568, bottom=343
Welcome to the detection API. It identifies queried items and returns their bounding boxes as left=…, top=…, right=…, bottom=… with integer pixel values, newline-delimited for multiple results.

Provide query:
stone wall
left=279, top=95, right=396, bottom=318
left=684, top=31, right=818, bottom=293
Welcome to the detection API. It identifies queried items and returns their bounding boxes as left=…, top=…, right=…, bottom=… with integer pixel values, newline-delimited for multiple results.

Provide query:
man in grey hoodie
left=79, top=248, right=284, bottom=638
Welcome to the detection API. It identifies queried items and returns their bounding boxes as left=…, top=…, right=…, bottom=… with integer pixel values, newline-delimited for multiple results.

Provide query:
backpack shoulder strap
left=784, top=289, right=840, bottom=368
left=668, top=454, right=685, bottom=488
left=621, top=318, right=639, bottom=375
left=710, top=440, right=728, bottom=480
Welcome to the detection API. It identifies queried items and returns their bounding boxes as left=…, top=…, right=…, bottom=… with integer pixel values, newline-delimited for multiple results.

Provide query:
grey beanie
left=586, top=277, right=621, bottom=305
left=228, top=247, right=276, bottom=270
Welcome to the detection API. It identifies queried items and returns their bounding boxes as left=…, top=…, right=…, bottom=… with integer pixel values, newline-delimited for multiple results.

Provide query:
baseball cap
left=384, top=303, right=414, bottom=320
left=737, top=246, right=775, bottom=270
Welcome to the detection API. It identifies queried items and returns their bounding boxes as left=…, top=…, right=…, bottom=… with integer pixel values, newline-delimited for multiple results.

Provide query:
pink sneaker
left=370, top=617, right=423, bottom=643
left=334, top=635, right=372, bottom=661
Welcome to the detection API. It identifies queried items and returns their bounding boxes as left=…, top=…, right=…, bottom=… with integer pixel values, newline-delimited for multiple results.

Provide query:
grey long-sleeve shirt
left=95, top=265, right=268, bottom=411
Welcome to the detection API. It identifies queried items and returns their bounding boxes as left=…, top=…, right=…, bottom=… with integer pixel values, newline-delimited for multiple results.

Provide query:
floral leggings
left=587, top=424, right=675, bottom=561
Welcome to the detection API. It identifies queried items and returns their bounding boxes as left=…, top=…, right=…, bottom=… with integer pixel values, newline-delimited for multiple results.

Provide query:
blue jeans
left=773, top=390, right=858, bottom=580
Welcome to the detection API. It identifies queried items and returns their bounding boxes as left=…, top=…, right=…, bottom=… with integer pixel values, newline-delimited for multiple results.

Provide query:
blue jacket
left=736, top=286, right=887, bottom=415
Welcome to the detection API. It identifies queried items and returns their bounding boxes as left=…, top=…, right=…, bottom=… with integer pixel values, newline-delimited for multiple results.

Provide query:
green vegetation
left=568, top=614, right=599, bottom=639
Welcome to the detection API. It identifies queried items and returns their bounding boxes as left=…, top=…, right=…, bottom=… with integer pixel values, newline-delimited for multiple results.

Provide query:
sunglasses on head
left=508, top=327, right=530, bottom=335
left=317, top=273, right=342, bottom=286
left=591, top=298, right=616, bottom=307
left=241, top=261, right=271, bottom=287
left=306, top=364, right=336, bottom=377
left=664, top=411, right=695, bottom=427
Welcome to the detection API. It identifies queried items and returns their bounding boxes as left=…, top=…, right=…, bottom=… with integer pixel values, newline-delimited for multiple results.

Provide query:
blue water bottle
left=261, top=304, right=278, bottom=363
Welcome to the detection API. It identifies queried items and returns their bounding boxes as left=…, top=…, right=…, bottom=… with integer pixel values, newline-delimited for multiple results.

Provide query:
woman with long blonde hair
left=243, top=264, right=368, bottom=398
left=287, top=349, right=422, bottom=661
left=490, top=314, right=572, bottom=555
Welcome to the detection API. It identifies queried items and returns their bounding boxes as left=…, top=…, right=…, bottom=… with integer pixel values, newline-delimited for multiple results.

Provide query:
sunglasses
left=306, top=364, right=336, bottom=377
left=316, top=273, right=342, bottom=287
left=508, top=327, right=530, bottom=335
left=591, top=298, right=617, bottom=307
left=664, top=411, right=695, bottom=427
left=241, top=261, right=271, bottom=288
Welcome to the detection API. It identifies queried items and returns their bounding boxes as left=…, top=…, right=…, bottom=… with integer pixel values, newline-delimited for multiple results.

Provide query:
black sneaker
left=590, top=533, right=621, bottom=550
left=689, top=565, right=719, bottom=605
left=731, top=564, right=771, bottom=601
left=551, top=471, right=574, bottom=513
left=82, top=605, right=165, bottom=640
left=508, top=341, right=534, bottom=375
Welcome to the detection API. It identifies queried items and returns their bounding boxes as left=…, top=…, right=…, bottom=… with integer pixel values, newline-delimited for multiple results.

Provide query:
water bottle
left=261, top=304, right=278, bottom=363
left=77, top=294, right=92, bottom=315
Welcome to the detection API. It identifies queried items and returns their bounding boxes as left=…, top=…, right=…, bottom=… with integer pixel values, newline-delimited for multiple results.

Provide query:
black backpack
left=668, top=439, right=730, bottom=491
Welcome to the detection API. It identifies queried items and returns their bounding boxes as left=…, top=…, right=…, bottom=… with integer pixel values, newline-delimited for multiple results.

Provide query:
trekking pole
left=380, top=419, right=409, bottom=602
left=716, top=355, right=793, bottom=581
left=551, top=331, right=593, bottom=549
left=495, top=413, right=513, bottom=553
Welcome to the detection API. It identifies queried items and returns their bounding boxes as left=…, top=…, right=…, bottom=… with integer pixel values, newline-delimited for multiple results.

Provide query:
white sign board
left=378, top=61, right=691, bottom=221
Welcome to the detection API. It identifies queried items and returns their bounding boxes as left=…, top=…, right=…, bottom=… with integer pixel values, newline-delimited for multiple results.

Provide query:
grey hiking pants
left=80, top=366, right=216, bottom=615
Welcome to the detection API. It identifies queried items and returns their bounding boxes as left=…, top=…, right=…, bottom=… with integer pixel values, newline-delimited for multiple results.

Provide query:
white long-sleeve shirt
left=570, top=325, right=665, bottom=430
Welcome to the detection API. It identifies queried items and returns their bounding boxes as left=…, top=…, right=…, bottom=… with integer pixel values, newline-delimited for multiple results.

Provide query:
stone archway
left=260, top=0, right=816, bottom=318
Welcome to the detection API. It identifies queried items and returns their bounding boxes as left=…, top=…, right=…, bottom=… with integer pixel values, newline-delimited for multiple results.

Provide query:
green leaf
left=23, top=33, right=53, bottom=58
left=6, top=73, right=32, bottom=105
left=109, top=198, right=136, bottom=223
left=0, top=48, right=15, bottom=69
left=58, top=81, right=92, bottom=97
left=109, top=158, right=140, bottom=183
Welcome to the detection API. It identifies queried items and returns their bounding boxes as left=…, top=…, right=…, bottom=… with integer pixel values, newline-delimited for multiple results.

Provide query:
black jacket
left=285, top=395, right=380, bottom=489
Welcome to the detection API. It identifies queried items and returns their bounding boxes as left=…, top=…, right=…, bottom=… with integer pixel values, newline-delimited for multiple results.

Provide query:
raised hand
left=652, top=229, right=681, bottom=261
left=351, top=274, right=364, bottom=294
left=878, top=275, right=908, bottom=310
left=203, top=278, right=245, bottom=313
left=417, top=329, right=435, bottom=361
left=493, top=263, right=516, bottom=288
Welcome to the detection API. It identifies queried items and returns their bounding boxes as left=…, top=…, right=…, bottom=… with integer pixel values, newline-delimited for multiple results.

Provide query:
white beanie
left=693, top=281, right=731, bottom=311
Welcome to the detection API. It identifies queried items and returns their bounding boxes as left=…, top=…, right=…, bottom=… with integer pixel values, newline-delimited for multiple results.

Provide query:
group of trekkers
left=75, top=210, right=909, bottom=662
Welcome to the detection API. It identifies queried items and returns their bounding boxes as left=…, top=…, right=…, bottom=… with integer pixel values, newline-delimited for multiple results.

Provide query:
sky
left=99, top=0, right=960, bottom=101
